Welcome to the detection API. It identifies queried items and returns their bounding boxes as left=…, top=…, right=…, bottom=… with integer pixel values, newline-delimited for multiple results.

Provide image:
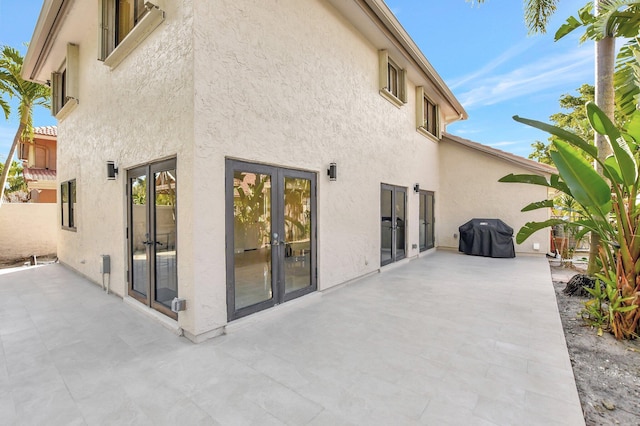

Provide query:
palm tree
left=0, top=45, right=50, bottom=204
left=471, top=0, right=615, bottom=273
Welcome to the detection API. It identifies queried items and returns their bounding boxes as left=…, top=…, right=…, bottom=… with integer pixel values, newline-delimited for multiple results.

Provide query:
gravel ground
left=551, top=263, right=640, bottom=425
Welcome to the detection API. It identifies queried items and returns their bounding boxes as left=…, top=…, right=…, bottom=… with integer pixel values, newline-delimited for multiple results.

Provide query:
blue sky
left=0, top=0, right=596, bottom=161
left=385, top=0, right=595, bottom=158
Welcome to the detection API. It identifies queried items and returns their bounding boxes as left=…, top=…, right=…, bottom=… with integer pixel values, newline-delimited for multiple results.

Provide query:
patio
left=0, top=250, right=584, bottom=425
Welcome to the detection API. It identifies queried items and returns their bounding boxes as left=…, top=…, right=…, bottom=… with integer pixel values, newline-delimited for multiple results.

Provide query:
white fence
left=0, top=203, right=57, bottom=261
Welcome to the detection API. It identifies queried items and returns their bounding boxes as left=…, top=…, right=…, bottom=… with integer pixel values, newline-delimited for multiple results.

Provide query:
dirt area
left=551, top=261, right=640, bottom=425
left=0, top=255, right=57, bottom=270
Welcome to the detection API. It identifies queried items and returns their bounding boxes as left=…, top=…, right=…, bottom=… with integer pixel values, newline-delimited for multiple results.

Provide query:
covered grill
left=458, top=218, right=515, bottom=258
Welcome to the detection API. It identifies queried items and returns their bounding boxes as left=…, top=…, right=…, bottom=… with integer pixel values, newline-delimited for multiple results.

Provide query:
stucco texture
left=191, top=0, right=446, bottom=334
left=50, top=0, right=548, bottom=340
left=0, top=203, right=57, bottom=261
left=54, top=0, right=196, bottom=331
left=438, top=138, right=551, bottom=255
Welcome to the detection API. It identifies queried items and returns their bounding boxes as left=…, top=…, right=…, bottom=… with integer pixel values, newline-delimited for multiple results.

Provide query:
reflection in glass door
left=419, top=191, right=435, bottom=251
left=381, top=184, right=406, bottom=266
left=128, top=159, right=177, bottom=319
left=226, top=160, right=316, bottom=321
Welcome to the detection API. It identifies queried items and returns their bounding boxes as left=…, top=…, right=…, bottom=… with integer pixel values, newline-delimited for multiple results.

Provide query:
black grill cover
left=458, top=218, right=515, bottom=258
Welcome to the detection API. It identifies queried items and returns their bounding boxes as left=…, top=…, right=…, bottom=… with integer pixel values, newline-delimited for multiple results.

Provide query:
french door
left=226, top=160, right=317, bottom=321
left=127, top=158, right=178, bottom=319
left=419, top=190, right=435, bottom=251
left=381, top=184, right=406, bottom=266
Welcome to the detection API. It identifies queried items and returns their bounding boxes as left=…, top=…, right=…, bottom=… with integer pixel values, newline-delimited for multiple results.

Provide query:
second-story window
left=99, top=0, right=165, bottom=67
left=51, top=44, right=79, bottom=120
left=116, top=0, right=149, bottom=46
left=378, top=50, right=407, bottom=107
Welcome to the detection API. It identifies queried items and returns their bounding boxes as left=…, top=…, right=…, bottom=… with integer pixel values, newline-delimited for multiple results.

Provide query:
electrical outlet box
left=533, top=243, right=540, bottom=251
left=171, top=297, right=186, bottom=312
left=100, top=255, right=111, bottom=274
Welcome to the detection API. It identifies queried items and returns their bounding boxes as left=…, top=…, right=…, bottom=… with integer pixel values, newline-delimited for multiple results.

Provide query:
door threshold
left=225, top=291, right=322, bottom=334
left=380, top=257, right=411, bottom=272
left=123, top=296, right=182, bottom=336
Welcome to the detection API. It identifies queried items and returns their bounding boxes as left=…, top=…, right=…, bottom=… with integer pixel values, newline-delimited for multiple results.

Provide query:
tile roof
left=23, top=167, right=57, bottom=181
left=443, top=133, right=557, bottom=175
left=33, top=126, right=57, bottom=137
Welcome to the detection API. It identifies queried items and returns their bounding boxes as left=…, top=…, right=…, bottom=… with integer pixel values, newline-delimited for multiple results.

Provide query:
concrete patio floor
left=0, top=250, right=584, bottom=425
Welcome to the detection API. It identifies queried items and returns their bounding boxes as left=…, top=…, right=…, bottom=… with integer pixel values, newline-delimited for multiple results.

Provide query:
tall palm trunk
left=587, top=0, right=616, bottom=275
left=0, top=121, right=26, bottom=205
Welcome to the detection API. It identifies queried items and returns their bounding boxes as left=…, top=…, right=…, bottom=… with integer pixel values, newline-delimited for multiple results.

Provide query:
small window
left=51, top=44, right=79, bottom=120
left=416, top=86, right=440, bottom=139
left=100, top=0, right=165, bottom=68
left=61, top=179, right=76, bottom=230
left=379, top=50, right=407, bottom=107
left=116, top=0, right=149, bottom=46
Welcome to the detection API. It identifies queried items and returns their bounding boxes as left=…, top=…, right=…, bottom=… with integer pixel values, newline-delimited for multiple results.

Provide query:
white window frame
left=99, top=0, right=165, bottom=69
left=379, top=50, right=407, bottom=107
left=416, top=86, right=440, bottom=140
left=51, top=43, right=79, bottom=121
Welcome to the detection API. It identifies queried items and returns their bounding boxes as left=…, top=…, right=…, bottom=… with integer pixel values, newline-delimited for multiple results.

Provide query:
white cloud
left=455, top=45, right=594, bottom=109
left=488, top=141, right=520, bottom=147
left=449, top=38, right=538, bottom=90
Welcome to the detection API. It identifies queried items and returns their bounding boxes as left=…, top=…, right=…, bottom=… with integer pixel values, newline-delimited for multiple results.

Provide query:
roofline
left=443, top=133, right=557, bottom=175
left=357, top=0, right=467, bottom=121
left=23, top=0, right=73, bottom=83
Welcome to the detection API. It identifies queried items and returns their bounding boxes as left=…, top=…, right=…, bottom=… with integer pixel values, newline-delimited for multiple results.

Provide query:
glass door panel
left=419, top=192, right=427, bottom=251
left=226, top=160, right=316, bottom=321
left=283, top=176, right=312, bottom=294
left=128, top=159, right=178, bottom=320
left=130, top=173, right=148, bottom=298
left=381, top=184, right=406, bottom=266
left=232, top=171, right=273, bottom=310
left=395, top=188, right=406, bottom=260
left=381, top=187, right=393, bottom=265
left=426, top=192, right=435, bottom=250
left=154, top=169, right=177, bottom=309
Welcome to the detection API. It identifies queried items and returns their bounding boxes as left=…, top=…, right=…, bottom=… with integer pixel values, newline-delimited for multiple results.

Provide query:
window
left=61, top=180, right=76, bottom=230
left=416, top=86, right=440, bottom=139
left=51, top=44, right=79, bottom=120
left=379, top=50, right=407, bottom=107
left=100, top=0, right=165, bottom=68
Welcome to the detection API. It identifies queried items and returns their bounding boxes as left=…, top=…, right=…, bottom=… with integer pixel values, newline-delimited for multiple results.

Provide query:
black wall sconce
left=327, top=162, right=337, bottom=181
left=414, top=183, right=420, bottom=193
left=107, top=161, right=119, bottom=180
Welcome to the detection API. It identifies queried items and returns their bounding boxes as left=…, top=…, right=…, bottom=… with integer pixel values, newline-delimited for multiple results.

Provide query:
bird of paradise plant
left=500, top=102, right=640, bottom=339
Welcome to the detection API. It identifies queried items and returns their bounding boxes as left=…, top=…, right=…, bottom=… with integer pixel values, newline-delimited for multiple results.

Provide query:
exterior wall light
left=327, top=162, right=337, bottom=181
left=414, top=183, right=420, bottom=193
left=107, top=161, right=119, bottom=180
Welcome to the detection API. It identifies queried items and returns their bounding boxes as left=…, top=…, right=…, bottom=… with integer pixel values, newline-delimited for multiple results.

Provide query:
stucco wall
left=0, top=203, right=57, bottom=261
left=55, top=0, right=194, bottom=317
left=191, top=0, right=446, bottom=334
left=438, top=138, right=551, bottom=254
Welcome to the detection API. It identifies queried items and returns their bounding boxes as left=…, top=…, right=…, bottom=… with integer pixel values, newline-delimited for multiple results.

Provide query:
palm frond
left=593, top=0, right=640, bottom=38
left=525, top=0, right=560, bottom=34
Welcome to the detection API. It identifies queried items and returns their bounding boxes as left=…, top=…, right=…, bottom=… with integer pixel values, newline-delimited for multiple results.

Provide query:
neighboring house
left=23, top=0, right=551, bottom=342
left=18, top=125, right=57, bottom=203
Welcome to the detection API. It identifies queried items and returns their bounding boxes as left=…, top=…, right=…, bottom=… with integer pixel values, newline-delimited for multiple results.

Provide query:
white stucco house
left=23, top=0, right=554, bottom=342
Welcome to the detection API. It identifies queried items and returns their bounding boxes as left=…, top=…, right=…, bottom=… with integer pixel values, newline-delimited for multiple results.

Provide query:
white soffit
left=23, top=0, right=95, bottom=83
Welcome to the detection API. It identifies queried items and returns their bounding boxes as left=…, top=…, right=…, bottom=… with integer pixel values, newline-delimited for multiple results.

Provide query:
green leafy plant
left=500, top=103, right=640, bottom=339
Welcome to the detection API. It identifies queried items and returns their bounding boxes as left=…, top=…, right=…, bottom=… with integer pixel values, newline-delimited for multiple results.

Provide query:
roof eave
left=23, top=0, right=72, bottom=83
left=359, top=0, right=468, bottom=122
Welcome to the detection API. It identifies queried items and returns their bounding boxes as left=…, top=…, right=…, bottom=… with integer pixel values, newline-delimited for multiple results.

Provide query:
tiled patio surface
left=0, top=250, right=584, bottom=425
